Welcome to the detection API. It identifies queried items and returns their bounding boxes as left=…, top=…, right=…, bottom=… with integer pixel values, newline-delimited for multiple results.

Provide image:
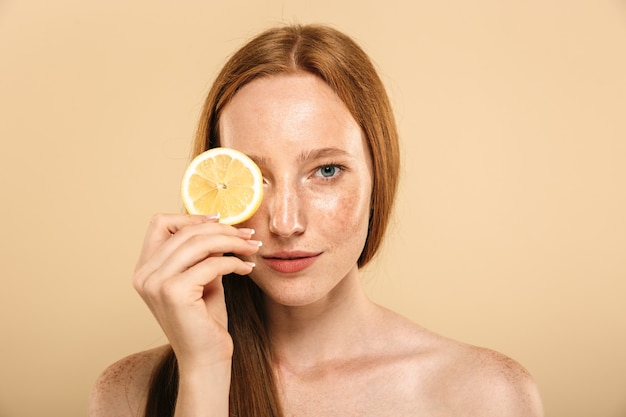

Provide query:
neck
left=263, top=267, right=379, bottom=372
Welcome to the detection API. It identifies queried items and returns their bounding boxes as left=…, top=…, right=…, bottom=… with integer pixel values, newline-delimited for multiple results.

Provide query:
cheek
left=310, top=185, right=371, bottom=240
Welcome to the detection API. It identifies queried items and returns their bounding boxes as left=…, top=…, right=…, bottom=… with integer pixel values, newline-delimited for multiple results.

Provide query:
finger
left=136, top=221, right=254, bottom=283
left=136, top=213, right=218, bottom=267
left=156, top=234, right=262, bottom=279
left=186, top=255, right=256, bottom=285
left=143, top=256, right=254, bottom=308
left=133, top=213, right=216, bottom=291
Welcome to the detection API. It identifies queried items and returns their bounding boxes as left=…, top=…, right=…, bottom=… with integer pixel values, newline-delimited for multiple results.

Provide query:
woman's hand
left=132, top=213, right=261, bottom=371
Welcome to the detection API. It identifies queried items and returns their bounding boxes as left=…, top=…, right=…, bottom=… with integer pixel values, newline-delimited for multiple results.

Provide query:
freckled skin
left=89, top=72, right=544, bottom=417
left=219, top=73, right=373, bottom=308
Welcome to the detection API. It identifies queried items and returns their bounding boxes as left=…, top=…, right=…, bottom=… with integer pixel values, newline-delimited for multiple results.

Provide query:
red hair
left=146, top=24, right=400, bottom=417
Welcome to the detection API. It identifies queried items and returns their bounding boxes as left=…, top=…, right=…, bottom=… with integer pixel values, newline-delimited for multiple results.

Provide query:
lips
left=262, top=251, right=322, bottom=274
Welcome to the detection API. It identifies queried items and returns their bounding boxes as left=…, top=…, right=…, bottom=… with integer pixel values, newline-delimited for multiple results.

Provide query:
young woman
left=90, top=24, right=543, bottom=417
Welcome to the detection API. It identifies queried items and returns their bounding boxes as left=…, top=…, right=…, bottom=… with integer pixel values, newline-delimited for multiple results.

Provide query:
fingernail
left=237, top=228, right=255, bottom=237
left=202, top=213, right=220, bottom=222
left=245, top=261, right=256, bottom=268
left=247, top=240, right=262, bottom=247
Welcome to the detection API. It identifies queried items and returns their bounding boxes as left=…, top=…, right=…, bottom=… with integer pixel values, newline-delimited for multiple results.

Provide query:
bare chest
left=277, top=362, right=438, bottom=417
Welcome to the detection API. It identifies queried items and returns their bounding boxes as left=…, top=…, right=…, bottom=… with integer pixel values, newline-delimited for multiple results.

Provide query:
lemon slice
left=181, top=147, right=264, bottom=225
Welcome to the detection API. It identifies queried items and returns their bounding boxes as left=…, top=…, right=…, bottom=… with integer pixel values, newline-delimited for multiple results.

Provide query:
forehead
left=218, top=73, right=367, bottom=157
left=222, top=72, right=347, bottom=124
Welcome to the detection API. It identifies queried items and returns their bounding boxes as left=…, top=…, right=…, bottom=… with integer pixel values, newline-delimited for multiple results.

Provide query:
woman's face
left=219, top=73, right=373, bottom=308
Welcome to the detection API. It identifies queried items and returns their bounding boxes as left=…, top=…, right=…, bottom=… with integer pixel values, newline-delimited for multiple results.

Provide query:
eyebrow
left=297, top=147, right=352, bottom=162
left=247, top=147, right=352, bottom=167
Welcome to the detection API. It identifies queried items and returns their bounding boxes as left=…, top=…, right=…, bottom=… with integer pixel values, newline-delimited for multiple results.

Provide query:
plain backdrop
left=1, top=1, right=625, bottom=416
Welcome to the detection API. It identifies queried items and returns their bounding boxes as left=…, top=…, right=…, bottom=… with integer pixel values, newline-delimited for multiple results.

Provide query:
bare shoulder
left=373, top=308, right=543, bottom=416
left=416, top=333, right=544, bottom=417
left=451, top=344, right=544, bottom=417
left=89, top=345, right=171, bottom=417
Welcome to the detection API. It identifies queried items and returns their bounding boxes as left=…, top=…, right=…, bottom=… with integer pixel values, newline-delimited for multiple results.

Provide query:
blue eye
left=313, top=163, right=344, bottom=180
left=320, top=165, right=337, bottom=177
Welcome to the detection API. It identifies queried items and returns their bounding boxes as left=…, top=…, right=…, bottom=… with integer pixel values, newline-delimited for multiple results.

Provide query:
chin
left=250, top=275, right=330, bottom=308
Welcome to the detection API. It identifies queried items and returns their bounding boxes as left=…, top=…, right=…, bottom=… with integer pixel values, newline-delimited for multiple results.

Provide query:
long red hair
left=145, top=24, right=400, bottom=417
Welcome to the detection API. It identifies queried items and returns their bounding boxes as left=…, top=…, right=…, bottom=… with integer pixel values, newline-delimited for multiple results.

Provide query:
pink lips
left=262, top=251, right=322, bottom=274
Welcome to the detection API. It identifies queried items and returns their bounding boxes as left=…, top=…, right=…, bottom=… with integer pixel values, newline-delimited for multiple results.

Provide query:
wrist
left=174, top=361, right=232, bottom=417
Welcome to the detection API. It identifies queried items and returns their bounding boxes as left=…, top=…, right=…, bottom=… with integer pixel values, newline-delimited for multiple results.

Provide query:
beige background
left=1, top=1, right=625, bottom=416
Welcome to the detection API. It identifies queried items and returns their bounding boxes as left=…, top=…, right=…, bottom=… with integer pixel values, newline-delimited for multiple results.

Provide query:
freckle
left=474, top=346, right=531, bottom=385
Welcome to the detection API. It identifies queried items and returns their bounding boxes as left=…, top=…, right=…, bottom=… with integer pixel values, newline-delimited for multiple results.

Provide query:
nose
left=267, top=181, right=306, bottom=237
